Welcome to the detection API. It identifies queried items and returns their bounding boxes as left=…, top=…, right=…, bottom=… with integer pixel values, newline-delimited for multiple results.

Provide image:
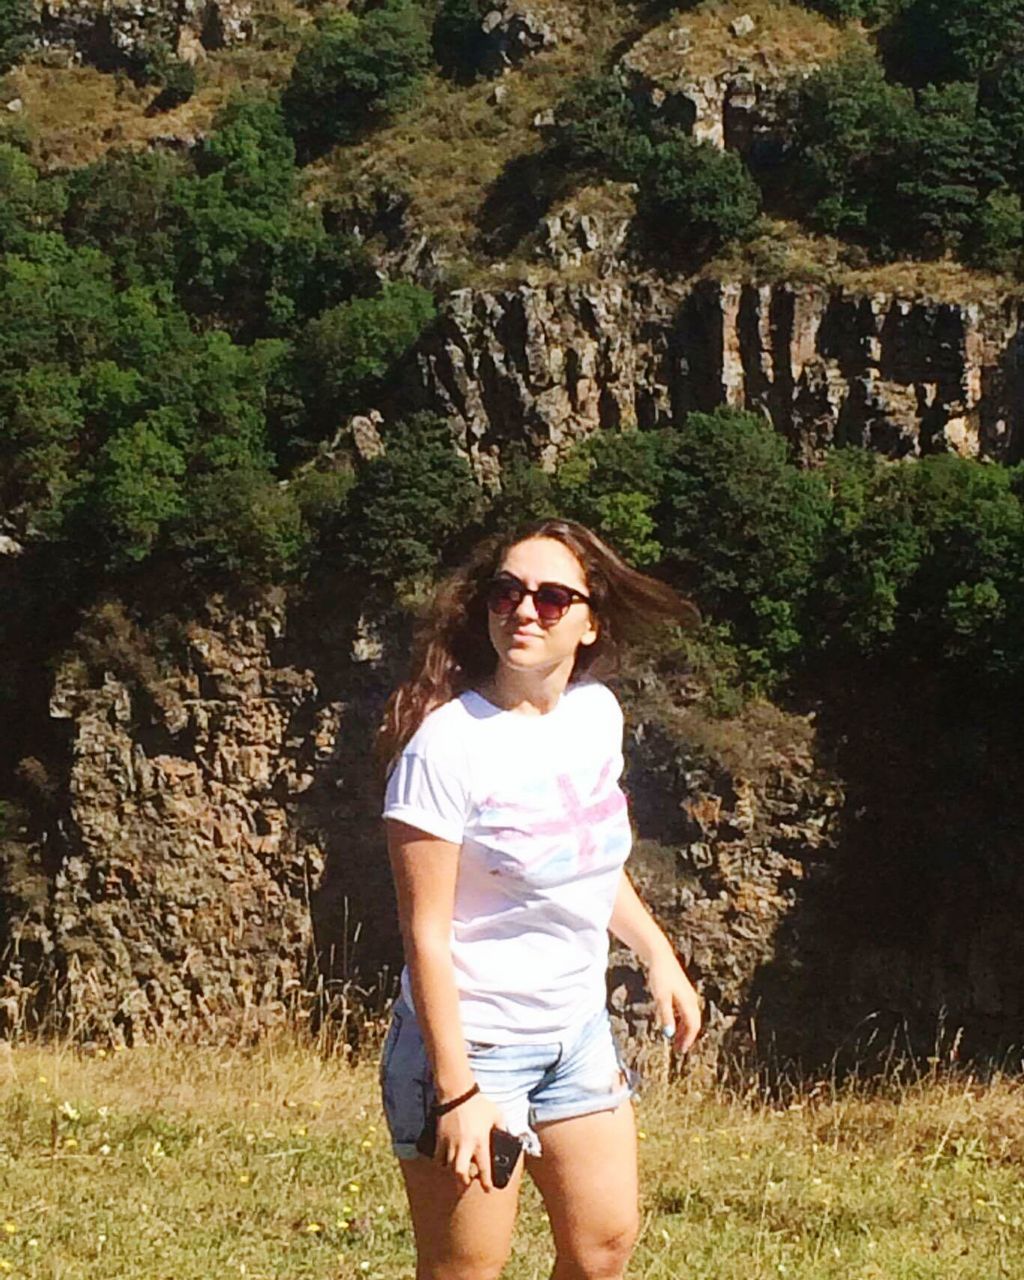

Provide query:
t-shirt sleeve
left=383, top=734, right=470, bottom=845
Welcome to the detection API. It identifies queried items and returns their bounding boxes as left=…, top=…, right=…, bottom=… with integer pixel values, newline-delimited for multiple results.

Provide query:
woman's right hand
left=434, top=1090, right=506, bottom=1191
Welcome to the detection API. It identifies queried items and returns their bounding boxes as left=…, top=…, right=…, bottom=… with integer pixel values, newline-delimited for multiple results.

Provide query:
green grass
left=1, top=1036, right=1022, bottom=1278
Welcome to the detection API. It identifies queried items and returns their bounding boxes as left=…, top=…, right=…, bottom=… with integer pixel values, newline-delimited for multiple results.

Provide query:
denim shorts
left=379, top=997, right=637, bottom=1159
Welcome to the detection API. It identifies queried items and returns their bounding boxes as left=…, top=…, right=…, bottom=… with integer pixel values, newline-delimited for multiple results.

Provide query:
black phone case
left=416, top=1114, right=523, bottom=1189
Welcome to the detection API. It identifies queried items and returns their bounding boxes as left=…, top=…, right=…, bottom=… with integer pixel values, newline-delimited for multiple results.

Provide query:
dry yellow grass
left=2, top=1033, right=1023, bottom=1278
left=626, top=0, right=851, bottom=85
left=309, top=0, right=633, bottom=258
left=7, top=0, right=306, bottom=171
left=705, top=219, right=1024, bottom=303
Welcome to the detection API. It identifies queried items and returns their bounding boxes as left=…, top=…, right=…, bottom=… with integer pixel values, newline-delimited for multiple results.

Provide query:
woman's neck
left=482, top=662, right=574, bottom=716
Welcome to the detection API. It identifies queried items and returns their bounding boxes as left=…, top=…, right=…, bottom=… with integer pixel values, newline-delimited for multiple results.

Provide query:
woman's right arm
left=386, top=819, right=504, bottom=1190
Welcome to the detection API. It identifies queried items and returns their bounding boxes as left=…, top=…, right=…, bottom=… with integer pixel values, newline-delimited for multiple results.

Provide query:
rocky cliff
left=1, top=584, right=844, bottom=1066
left=411, top=279, right=1024, bottom=473
left=33, top=0, right=253, bottom=68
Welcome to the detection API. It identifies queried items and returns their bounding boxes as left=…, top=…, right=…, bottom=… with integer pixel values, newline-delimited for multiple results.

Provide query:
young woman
left=378, top=518, right=702, bottom=1280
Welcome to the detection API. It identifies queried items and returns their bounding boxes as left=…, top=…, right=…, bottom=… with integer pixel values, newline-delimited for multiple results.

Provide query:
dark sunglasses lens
left=487, top=580, right=521, bottom=615
left=535, top=586, right=573, bottom=621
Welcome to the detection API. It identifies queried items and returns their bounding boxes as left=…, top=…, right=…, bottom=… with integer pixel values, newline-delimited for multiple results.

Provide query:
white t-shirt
left=383, top=679, right=632, bottom=1043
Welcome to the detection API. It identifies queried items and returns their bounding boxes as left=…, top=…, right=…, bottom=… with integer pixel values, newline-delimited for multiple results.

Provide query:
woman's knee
left=556, top=1212, right=640, bottom=1279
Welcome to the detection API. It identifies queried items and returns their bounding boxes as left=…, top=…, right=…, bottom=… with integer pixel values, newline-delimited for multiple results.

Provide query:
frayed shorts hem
left=380, top=998, right=637, bottom=1162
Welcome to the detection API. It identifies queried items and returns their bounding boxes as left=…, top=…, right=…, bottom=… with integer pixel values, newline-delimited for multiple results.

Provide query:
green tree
left=553, top=76, right=654, bottom=181
left=555, top=430, right=674, bottom=565
left=979, top=55, right=1024, bottom=190
left=657, top=409, right=831, bottom=677
left=299, top=282, right=436, bottom=419
left=820, top=452, right=1024, bottom=678
left=789, top=51, right=914, bottom=250
left=0, top=145, right=65, bottom=254
left=893, top=82, right=1001, bottom=255
left=886, top=0, right=1024, bottom=84
left=78, top=411, right=188, bottom=564
left=636, top=138, right=761, bottom=256
left=342, top=414, right=482, bottom=585
left=962, top=189, right=1024, bottom=273
left=282, top=3, right=431, bottom=159
left=432, top=0, right=489, bottom=81
left=64, top=148, right=187, bottom=285
left=0, top=0, right=35, bottom=75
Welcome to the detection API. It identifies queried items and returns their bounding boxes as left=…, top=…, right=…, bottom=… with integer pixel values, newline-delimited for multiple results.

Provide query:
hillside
left=3, top=0, right=1024, bottom=1066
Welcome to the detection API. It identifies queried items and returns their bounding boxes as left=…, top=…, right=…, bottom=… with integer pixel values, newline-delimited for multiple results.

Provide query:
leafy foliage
left=884, top=0, right=1024, bottom=84
left=432, top=0, right=490, bottom=82
left=299, top=282, right=436, bottom=420
left=552, top=75, right=655, bottom=181
left=342, top=414, right=482, bottom=585
left=0, top=0, right=35, bottom=75
left=282, top=3, right=431, bottom=159
left=63, top=100, right=377, bottom=336
left=788, top=51, right=914, bottom=249
left=552, top=75, right=759, bottom=258
left=636, top=139, right=761, bottom=256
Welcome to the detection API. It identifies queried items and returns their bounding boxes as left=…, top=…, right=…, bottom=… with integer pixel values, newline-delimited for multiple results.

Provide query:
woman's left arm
left=608, top=870, right=702, bottom=1053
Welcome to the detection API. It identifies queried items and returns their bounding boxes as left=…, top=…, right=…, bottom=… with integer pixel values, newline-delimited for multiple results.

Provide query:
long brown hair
left=377, top=518, right=698, bottom=770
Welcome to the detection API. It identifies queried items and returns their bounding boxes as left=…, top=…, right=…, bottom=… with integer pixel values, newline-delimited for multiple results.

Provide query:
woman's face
left=487, top=537, right=598, bottom=678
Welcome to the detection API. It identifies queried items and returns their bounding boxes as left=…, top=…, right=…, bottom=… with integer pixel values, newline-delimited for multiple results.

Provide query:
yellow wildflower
left=304, top=1222, right=322, bottom=1234
left=347, top=1181, right=360, bottom=1194
left=2, top=1224, right=15, bottom=1236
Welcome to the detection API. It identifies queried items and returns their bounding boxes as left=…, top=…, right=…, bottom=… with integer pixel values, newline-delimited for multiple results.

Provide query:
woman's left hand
left=646, top=950, right=702, bottom=1054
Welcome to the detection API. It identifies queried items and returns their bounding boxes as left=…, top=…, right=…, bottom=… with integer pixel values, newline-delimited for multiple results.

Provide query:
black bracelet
left=431, top=1083, right=480, bottom=1116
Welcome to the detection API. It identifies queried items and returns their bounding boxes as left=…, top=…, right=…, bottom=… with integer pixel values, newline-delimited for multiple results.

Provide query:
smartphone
left=416, top=1115, right=523, bottom=1189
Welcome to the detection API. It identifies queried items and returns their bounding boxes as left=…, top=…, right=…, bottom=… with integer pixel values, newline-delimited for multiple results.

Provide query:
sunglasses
left=486, top=572, right=592, bottom=624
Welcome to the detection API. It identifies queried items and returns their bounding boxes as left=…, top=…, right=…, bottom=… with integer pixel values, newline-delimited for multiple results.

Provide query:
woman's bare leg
left=400, top=1156, right=524, bottom=1280
left=527, top=1103, right=639, bottom=1280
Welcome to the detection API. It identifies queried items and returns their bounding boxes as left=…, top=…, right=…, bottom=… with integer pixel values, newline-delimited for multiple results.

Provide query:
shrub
left=300, top=282, right=435, bottom=418
left=636, top=138, right=761, bottom=256
left=282, top=3, right=431, bottom=159
left=342, top=414, right=482, bottom=585
left=0, top=0, right=35, bottom=76
left=657, top=409, right=831, bottom=677
left=553, top=75, right=654, bottom=181
left=146, top=56, right=198, bottom=112
left=788, top=51, right=914, bottom=250
left=174, top=465, right=311, bottom=578
left=432, top=0, right=489, bottom=81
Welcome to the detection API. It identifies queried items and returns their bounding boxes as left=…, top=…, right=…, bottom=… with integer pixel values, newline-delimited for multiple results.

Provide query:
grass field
left=0, top=1034, right=1021, bottom=1279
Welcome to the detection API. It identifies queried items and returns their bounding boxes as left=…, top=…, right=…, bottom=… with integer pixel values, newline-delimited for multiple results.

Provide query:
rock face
left=6, top=594, right=326, bottom=1039
left=34, top=0, right=253, bottom=68
left=608, top=694, right=841, bottom=1069
left=0, top=587, right=843, bottom=1064
left=4, top=588, right=1024, bottom=1069
left=414, top=279, right=1024, bottom=472
left=476, top=0, right=567, bottom=75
